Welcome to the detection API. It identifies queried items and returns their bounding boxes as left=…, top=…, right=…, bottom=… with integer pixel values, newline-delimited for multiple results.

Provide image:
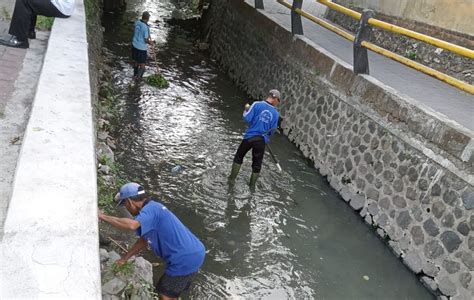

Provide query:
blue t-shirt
left=135, top=200, right=206, bottom=276
left=132, top=20, right=150, bottom=51
left=243, top=100, right=279, bottom=144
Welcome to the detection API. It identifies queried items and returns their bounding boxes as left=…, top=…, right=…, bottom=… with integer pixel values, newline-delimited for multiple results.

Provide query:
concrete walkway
left=0, top=0, right=101, bottom=296
left=247, top=0, right=474, bottom=131
left=0, top=0, right=49, bottom=231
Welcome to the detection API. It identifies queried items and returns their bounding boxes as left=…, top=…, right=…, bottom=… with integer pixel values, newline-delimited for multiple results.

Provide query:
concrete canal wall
left=206, top=1, right=474, bottom=298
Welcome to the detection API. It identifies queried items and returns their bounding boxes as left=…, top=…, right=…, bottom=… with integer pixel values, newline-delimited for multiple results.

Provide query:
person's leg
left=133, top=62, right=138, bottom=77
left=29, top=13, right=37, bottom=38
left=249, top=139, right=265, bottom=186
left=28, top=0, right=67, bottom=18
left=156, top=273, right=196, bottom=300
left=8, top=0, right=31, bottom=41
left=229, top=139, right=252, bottom=181
left=131, top=47, right=139, bottom=77
left=8, top=0, right=67, bottom=42
left=136, top=50, right=147, bottom=79
left=137, top=63, right=146, bottom=78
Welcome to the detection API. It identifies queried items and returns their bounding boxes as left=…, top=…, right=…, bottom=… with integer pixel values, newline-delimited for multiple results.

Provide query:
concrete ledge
left=0, top=1, right=101, bottom=298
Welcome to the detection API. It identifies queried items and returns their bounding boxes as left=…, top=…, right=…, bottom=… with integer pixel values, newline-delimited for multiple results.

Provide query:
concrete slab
left=0, top=0, right=101, bottom=297
left=0, top=0, right=48, bottom=230
left=248, top=0, right=474, bottom=131
left=0, top=31, right=48, bottom=233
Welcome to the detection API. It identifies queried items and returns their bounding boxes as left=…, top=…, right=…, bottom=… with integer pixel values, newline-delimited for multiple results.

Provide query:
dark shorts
left=156, top=272, right=197, bottom=298
left=131, top=46, right=147, bottom=64
left=233, top=135, right=266, bottom=173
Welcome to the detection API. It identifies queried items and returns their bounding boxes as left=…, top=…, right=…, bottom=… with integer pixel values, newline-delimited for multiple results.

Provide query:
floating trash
left=145, top=74, right=169, bottom=88
left=171, top=165, right=184, bottom=174
left=363, top=275, right=370, bottom=281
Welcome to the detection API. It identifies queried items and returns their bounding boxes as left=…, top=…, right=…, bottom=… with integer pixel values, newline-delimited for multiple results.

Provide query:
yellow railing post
left=353, top=9, right=375, bottom=74
left=316, top=0, right=474, bottom=60
left=275, top=0, right=474, bottom=94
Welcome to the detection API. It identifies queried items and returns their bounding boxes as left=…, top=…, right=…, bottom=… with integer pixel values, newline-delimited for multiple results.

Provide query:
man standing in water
left=99, top=182, right=206, bottom=299
left=132, top=11, right=154, bottom=80
left=229, top=89, right=281, bottom=187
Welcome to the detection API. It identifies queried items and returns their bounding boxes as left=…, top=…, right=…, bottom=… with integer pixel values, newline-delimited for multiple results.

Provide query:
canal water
left=102, top=1, right=433, bottom=299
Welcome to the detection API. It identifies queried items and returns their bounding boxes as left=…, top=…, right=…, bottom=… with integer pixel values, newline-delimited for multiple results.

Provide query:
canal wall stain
left=205, top=0, right=474, bottom=298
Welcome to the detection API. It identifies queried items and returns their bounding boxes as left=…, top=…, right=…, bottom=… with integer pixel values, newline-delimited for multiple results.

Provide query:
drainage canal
left=101, top=0, right=433, bottom=298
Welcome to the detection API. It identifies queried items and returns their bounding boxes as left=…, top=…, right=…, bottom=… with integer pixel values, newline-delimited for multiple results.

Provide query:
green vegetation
left=1, top=6, right=10, bottom=20
left=97, top=161, right=128, bottom=212
left=405, top=50, right=417, bottom=61
left=145, top=74, right=169, bottom=89
left=97, top=83, right=127, bottom=213
left=111, top=261, right=134, bottom=276
left=97, top=85, right=121, bottom=130
left=36, top=16, right=54, bottom=31
left=98, top=153, right=111, bottom=166
left=84, top=0, right=101, bottom=34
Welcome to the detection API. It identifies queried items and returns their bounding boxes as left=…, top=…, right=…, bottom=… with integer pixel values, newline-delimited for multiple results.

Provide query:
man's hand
left=115, top=257, right=128, bottom=266
left=97, top=211, right=141, bottom=231
left=98, top=209, right=106, bottom=221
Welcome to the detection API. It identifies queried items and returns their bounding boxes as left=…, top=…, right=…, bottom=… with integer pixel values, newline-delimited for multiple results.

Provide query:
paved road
left=247, top=0, right=474, bottom=131
left=0, top=0, right=26, bottom=115
left=0, top=0, right=48, bottom=231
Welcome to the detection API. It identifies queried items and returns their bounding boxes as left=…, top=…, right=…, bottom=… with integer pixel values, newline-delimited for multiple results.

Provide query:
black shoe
left=0, top=36, right=29, bottom=48
left=28, top=31, right=36, bottom=39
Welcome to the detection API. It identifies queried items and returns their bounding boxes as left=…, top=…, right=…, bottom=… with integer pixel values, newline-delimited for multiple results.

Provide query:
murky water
left=102, top=1, right=433, bottom=299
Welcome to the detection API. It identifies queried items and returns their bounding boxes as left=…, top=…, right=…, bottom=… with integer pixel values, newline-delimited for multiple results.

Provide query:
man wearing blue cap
left=98, top=182, right=206, bottom=300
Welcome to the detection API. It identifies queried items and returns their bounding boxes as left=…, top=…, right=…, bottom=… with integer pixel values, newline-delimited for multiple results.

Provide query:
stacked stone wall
left=206, top=1, right=474, bottom=298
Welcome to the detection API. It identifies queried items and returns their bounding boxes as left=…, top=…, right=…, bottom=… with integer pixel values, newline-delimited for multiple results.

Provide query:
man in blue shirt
left=131, top=11, right=154, bottom=80
left=229, top=89, right=281, bottom=187
left=99, top=182, right=206, bottom=299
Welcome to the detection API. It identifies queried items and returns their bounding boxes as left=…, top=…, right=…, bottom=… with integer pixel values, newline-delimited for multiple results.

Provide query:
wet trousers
left=233, top=136, right=266, bottom=173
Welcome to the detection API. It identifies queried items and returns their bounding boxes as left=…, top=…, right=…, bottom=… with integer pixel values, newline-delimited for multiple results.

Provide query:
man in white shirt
left=0, top=0, right=75, bottom=48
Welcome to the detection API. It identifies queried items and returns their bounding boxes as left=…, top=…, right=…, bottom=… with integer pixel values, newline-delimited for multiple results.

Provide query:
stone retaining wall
left=206, top=1, right=473, bottom=298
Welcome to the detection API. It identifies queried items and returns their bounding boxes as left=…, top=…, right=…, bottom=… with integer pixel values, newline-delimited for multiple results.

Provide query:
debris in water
left=171, top=165, right=184, bottom=174
left=145, top=74, right=169, bottom=88
left=363, top=275, right=370, bottom=281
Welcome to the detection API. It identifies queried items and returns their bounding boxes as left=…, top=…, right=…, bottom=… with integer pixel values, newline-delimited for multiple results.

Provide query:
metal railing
left=318, top=0, right=474, bottom=59
left=256, top=0, right=474, bottom=94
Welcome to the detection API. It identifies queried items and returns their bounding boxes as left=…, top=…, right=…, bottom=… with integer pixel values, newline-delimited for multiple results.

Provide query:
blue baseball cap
left=117, top=182, right=146, bottom=206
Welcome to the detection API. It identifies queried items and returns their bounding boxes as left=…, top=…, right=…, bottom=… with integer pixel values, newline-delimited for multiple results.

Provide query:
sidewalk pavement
left=249, top=0, right=474, bottom=131
left=0, top=0, right=49, bottom=230
left=0, top=0, right=26, bottom=115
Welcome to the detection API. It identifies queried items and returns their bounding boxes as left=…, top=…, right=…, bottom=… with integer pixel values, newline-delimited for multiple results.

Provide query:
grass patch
left=145, top=74, right=169, bottom=89
left=111, top=261, right=134, bottom=276
left=36, top=16, right=54, bottom=31
left=98, top=163, right=128, bottom=213
left=1, top=7, right=10, bottom=20
left=404, top=50, right=417, bottom=61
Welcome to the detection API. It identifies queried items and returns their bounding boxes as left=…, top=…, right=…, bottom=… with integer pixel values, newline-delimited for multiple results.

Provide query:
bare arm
left=117, top=237, right=148, bottom=265
left=98, top=211, right=141, bottom=231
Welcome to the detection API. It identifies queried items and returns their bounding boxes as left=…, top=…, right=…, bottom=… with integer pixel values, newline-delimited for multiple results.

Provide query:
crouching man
left=99, top=182, right=206, bottom=300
